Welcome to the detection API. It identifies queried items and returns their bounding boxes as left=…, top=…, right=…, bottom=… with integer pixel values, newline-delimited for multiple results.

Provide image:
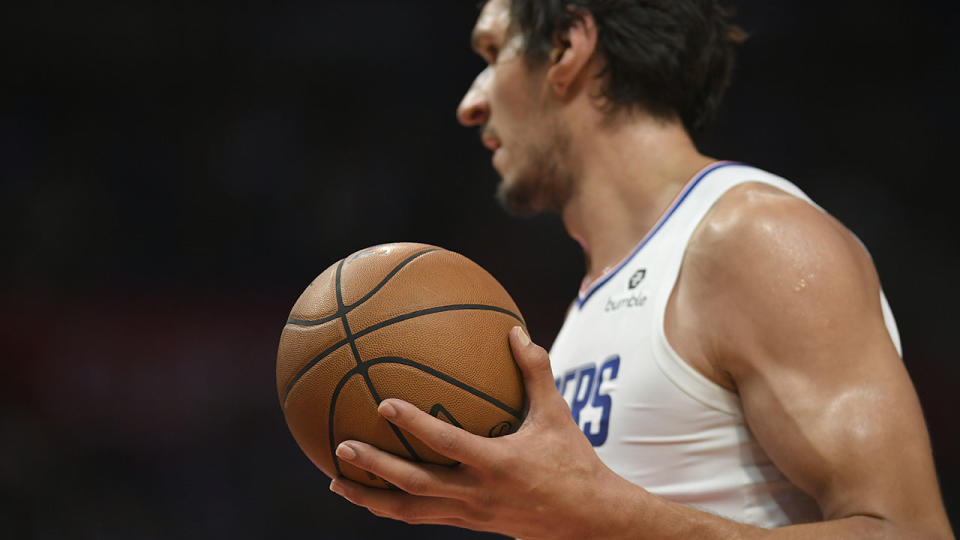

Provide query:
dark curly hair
left=509, top=0, right=746, bottom=135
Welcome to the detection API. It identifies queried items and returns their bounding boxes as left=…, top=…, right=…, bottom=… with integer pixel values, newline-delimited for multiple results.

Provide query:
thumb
left=509, top=326, right=563, bottom=411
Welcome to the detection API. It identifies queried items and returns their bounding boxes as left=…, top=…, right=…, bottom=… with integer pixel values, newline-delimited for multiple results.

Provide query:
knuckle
left=518, top=344, right=550, bottom=373
left=369, top=501, right=398, bottom=520
left=435, top=429, right=460, bottom=455
left=481, top=442, right=512, bottom=470
left=461, top=476, right=499, bottom=509
left=338, top=481, right=364, bottom=504
left=399, top=470, right=430, bottom=495
left=351, top=449, right=375, bottom=471
left=528, top=346, right=551, bottom=368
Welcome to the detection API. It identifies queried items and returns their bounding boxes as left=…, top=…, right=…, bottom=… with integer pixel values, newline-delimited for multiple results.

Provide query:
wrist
left=567, top=467, right=755, bottom=540
left=565, top=466, right=652, bottom=540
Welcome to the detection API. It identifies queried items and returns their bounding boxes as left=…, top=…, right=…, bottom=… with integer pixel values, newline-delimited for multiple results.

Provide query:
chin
left=493, top=141, right=572, bottom=216
left=496, top=174, right=547, bottom=217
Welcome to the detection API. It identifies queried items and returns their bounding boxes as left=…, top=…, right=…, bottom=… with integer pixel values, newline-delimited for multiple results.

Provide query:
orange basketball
left=276, top=243, right=526, bottom=487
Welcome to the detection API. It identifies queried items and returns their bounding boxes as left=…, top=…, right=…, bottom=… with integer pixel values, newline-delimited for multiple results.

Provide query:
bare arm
left=326, top=185, right=952, bottom=539
left=669, top=183, right=952, bottom=537
left=329, top=324, right=950, bottom=539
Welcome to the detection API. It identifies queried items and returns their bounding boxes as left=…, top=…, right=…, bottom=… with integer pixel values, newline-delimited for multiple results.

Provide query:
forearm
left=586, top=476, right=749, bottom=540
left=596, top=478, right=947, bottom=540
left=326, top=332, right=952, bottom=540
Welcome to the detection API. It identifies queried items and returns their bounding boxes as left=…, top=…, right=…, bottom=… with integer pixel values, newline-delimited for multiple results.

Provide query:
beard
left=495, top=127, right=573, bottom=217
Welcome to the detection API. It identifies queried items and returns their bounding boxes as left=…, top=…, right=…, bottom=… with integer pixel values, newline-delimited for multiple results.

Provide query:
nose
left=457, top=67, right=492, bottom=127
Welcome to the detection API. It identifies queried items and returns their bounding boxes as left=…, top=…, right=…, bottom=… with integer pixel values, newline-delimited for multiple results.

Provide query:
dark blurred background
left=1, top=0, right=957, bottom=538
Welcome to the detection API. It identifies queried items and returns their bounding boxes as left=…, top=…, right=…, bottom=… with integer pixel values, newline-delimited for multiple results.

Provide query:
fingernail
left=329, top=479, right=343, bottom=494
left=515, top=326, right=530, bottom=346
left=336, top=442, right=357, bottom=461
left=378, top=400, right=397, bottom=418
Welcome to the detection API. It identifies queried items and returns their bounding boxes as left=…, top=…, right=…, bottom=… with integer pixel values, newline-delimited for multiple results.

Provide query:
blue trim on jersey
left=576, top=161, right=741, bottom=309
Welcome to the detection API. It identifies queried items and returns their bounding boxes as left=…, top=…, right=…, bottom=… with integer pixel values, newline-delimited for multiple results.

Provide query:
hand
left=328, top=326, right=633, bottom=539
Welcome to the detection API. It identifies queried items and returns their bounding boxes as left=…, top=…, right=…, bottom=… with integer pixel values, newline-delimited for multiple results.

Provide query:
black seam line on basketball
left=345, top=248, right=441, bottom=309
left=335, top=258, right=346, bottom=309
left=355, top=356, right=424, bottom=465
left=429, top=404, right=465, bottom=429
left=328, top=369, right=356, bottom=477
left=362, top=357, right=523, bottom=420
left=285, top=248, right=441, bottom=327
left=281, top=303, right=525, bottom=406
left=281, top=337, right=347, bottom=406
left=327, top=356, right=522, bottom=477
left=342, top=316, right=363, bottom=368
left=327, top=367, right=423, bottom=478
left=341, top=291, right=424, bottom=463
left=286, top=313, right=340, bottom=327
left=355, top=304, right=524, bottom=339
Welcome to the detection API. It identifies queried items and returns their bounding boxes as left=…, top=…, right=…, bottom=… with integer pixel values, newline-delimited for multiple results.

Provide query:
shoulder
left=687, top=181, right=878, bottom=295
left=678, top=181, right=885, bottom=373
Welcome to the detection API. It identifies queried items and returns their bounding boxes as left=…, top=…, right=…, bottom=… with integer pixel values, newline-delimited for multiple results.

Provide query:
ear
left=547, top=9, right=598, bottom=98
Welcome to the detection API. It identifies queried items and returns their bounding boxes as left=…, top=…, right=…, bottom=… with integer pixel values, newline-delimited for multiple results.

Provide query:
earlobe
left=546, top=9, right=598, bottom=98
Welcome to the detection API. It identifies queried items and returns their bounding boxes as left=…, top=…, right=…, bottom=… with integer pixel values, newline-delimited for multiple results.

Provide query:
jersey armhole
left=645, top=174, right=766, bottom=417
left=646, top=171, right=901, bottom=416
left=651, top=306, right=743, bottom=416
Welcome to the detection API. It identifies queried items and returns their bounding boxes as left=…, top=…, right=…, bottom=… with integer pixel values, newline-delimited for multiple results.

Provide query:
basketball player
left=328, top=0, right=954, bottom=537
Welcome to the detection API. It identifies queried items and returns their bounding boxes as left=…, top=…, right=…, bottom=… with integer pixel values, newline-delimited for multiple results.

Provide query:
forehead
left=471, top=0, right=511, bottom=48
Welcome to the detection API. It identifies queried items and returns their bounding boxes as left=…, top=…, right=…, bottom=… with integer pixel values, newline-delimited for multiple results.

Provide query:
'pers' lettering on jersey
left=555, top=355, right=620, bottom=446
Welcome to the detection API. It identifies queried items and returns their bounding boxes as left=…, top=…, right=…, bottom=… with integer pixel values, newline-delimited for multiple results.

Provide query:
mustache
left=479, top=125, right=498, bottom=142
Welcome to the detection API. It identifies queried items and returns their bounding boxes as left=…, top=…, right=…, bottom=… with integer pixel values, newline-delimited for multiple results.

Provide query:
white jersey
left=549, top=162, right=901, bottom=527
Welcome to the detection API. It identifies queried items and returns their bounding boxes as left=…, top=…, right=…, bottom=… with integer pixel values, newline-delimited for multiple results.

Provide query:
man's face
left=457, top=0, right=573, bottom=216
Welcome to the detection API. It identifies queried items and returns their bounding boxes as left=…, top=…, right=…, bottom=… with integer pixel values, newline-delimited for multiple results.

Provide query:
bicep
left=736, top=316, right=933, bottom=521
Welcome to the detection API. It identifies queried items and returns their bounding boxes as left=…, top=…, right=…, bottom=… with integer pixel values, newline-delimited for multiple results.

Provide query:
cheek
left=489, top=63, right=530, bottom=122
left=488, top=80, right=511, bottom=122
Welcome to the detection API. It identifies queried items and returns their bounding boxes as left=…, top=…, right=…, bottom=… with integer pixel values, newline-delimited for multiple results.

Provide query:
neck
left=560, top=113, right=714, bottom=282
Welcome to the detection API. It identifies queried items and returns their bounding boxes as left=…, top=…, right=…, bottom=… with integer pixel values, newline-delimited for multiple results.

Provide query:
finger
left=334, top=440, right=465, bottom=497
left=330, top=476, right=467, bottom=526
left=377, top=398, right=498, bottom=467
left=509, top=326, right=566, bottom=410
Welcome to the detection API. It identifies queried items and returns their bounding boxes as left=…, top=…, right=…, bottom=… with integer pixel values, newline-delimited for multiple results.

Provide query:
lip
left=481, top=134, right=501, bottom=152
